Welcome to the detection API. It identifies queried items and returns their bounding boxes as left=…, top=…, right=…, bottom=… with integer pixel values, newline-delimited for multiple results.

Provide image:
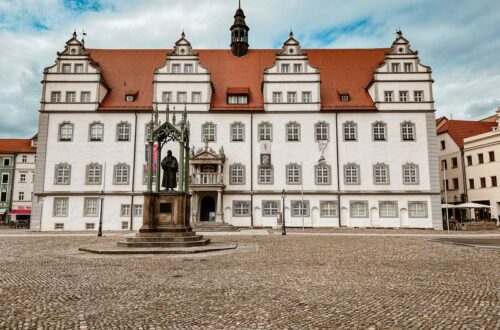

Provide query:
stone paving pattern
left=0, top=233, right=498, bottom=329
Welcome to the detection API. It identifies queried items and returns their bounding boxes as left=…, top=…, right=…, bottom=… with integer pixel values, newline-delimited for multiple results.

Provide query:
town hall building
left=31, top=4, right=442, bottom=231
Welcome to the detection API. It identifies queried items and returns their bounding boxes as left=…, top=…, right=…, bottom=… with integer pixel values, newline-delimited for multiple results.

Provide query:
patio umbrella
left=456, top=202, right=493, bottom=209
left=441, top=204, right=458, bottom=208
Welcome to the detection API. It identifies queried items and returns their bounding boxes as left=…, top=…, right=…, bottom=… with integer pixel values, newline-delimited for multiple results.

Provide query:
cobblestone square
left=0, top=231, right=498, bottom=329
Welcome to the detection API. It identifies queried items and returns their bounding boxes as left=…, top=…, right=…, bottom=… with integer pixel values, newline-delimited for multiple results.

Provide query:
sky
left=0, top=0, right=499, bottom=138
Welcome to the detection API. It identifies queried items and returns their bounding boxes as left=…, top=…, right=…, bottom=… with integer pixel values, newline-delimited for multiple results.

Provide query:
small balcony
left=191, top=173, right=224, bottom=187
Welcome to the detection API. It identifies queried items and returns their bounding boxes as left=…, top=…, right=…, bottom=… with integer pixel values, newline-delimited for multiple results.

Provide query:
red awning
left=9, top=209, right=32, bottom=215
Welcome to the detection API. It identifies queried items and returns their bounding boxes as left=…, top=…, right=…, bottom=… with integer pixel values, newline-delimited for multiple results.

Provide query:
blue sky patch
left=31, top=20, right=50, bottom=31
left=63, top=0, right=104, bottom=13
left=313, top=18, right=372, bottom=45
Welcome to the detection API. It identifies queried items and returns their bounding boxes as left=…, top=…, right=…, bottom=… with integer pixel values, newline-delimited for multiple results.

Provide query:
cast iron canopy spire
left=230, top=1, right=249, bottom=57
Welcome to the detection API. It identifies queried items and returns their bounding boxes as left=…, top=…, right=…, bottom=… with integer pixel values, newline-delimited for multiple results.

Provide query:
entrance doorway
left=200, top=196, right=216, bottom=221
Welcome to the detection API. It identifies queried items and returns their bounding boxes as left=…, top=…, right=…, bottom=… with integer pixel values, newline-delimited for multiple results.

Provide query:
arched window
left=58, top=122, right=74, bottom=142
left=202, top=122, right=216, bottom=142
left=401, top=121, right=416, bottom=141
left=373, top=163, right=389, bottom=184
left=344, top=163, right=360, bottom=185
left=315, top=121, right=329, bottom=141
left=286, top=163, right=302, bottom=184
left=372, top=121, right=387, bottom=141
left=315, top=164, right=331, bottom=184
left=402, top=163, right=419, bottom=184
left=86, top=163, right=102, bottom=185
left=286, top=122, right=300, bottom=142
left=230, top=122, right=245, bottom=142
left=343, top=121, right=357, bottom=141
left=89, top=122, right=104, bottom=142
left=116, top=122, right=131, bottom=142
left=54, top=163, right=71, bottom=185
left=258, top=122, right=272, bottom=141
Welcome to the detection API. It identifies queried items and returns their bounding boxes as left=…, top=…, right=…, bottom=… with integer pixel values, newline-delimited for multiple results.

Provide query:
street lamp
left=281, top=189, right=286, bottom=235
left=98, top=191, right=104, bottom=237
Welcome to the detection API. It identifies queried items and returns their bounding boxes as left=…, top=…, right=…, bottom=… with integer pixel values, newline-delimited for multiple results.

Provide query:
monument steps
left=193, top=222, right=240, bottom=232
left=125, top=235, right=204, bottom=243
left=117, top=239, right=210, bottom=248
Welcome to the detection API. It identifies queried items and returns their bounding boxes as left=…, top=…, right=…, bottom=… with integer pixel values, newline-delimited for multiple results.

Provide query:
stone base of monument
left=80, top=191, right=238, bottom=254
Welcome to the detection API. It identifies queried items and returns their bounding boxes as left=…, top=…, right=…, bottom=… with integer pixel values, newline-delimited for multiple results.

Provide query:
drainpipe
left=8, top=154, right=17, bottom=223
left=250, top=112, right=254, bottom=228
left=335, top=113, right=341, bottom=227
left=460, top=149, right=467, bottom=203
left=130, top=112, right=138, bottom=230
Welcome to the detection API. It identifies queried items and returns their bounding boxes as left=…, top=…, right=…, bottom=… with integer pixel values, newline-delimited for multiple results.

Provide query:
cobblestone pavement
left=0, top=233, right=498, bottom=329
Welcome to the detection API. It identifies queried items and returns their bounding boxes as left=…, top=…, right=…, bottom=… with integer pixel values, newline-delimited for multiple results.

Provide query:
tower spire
left=230, top=1, right=250, bottom=57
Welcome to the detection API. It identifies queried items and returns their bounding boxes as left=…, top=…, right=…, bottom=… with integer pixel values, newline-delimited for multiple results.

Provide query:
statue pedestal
left=119, top=191, right=210, bottom=248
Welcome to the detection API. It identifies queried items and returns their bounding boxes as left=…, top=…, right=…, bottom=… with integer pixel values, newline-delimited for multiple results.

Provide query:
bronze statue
left=161, top=150, right=178, bottom=191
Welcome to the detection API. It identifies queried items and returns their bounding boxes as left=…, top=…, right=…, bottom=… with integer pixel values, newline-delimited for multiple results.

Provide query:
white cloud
left=0, top=0, right=499, bottom=137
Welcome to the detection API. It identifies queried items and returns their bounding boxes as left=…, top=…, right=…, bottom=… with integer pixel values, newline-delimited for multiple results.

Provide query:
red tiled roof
left=0, top=139, right=36, bottom=154
left=87, top=48, right=389, bottom=111
left=437, top=120, right=497, bottom=149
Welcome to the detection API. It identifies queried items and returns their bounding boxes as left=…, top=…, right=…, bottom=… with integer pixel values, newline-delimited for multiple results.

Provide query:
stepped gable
left=87, top=48, right=389, bottom=111
left=437, top=120, right=497, bottom=148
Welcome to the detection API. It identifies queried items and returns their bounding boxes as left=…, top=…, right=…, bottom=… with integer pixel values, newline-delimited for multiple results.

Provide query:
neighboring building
left=463, top=109, right=500, bottom=220
left=436, top=118, right=497, bottom=208
left=0, top=136, right=37, bottom=223
left=31, top=4, right=442, bottom=231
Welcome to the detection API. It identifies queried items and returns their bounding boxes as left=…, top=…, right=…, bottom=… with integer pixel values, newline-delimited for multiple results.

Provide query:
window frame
left=80, top=91, right=91, bottom=103
left=402, top=163, right=419, bottom=185
left=286, top=163, right=302, bottom=185
left=229, top=163, right=245, bottom=185
left=315, top=121, right=329, bottom=141
left=373, top=163, right=390, bottom=185
left=400, top=121, right=416, bottom=141
left=232, top=200, right=251, bottom=217
left=177, top=91, right=187, bottom=103
left=258, top=122, right=273, bottom=142
left=379, top=201, right=399, bottom=218
left=262, top=200, right=281, bottom=217
left=287, top=91, right=297, bottom=103
left=414, top=90, right=424, bottom=102
left=162, top=91, right=172, bottom=103
left=320, top=201, right=338, bottom=218
left=384, top=91, right=393, bottom=102
left=58, top=122, right=74, bottom=142
left=291, top=200, right=310, bottom=217
left=349, top=200, right=369, bottom=218
left=83, top=197, right=100, bottom=217
left=399, top=90, right=408, bottom=102
left=116, top=121, right=131, bottom=142
left=201, top=122, right=217, bottom=142
left=134, top=204, right=143, bottom=217
left=85, top=163, right=103, bottom=185
left=344, top=163, right=360, bottom=185
left=258, top=165, right=273, bottom=185
left=372, top=121, right=387, bottom=141
left=230, top=122, right=245, bottom=142
left=191, top=91, right=202, bottom=103
left=54, top=163, right=71, bottom=185
left=53, top=197, right=69, bottom=217
left=65, top=91, right=76, bottom=103
left=51, top=91, right=61, bottom=103
left=302, top=91, right=312, bottom=103
left=272, top=92, right=282, bottom=103
left=113, top=163, right=130, bottom=185
left=343, top=121, right=358, bottom=142
left=315, top=164, right=331, bottom=185
left=120, top=204, right=131, bottom=217
left=88, top=121, right=104, bottom=142
left=408, top=201, right=428, bottom=218
left=286, top=121, right=301, bottom=142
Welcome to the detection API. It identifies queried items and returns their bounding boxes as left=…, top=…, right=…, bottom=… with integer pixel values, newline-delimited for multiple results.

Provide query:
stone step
left=117, top=239, right=211, bottom=248
left=125, top=235, right=204, bottom=243
left=193, top=222, right=239, bottom=232
left=136, top=231, right=198, bottom=238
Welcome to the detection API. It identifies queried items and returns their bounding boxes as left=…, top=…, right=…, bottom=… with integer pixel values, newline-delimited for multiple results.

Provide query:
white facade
left=11, top=152, right=36, bottom=221
left=31, top=30, right=441, bottom=231
left=463, top=110, right=500, bottom=220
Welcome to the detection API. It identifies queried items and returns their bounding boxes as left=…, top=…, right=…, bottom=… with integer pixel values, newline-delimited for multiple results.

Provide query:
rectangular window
left=409, top=202, right=427, bottom=218
left=467, top=155, right=472, bottom=166
left=51, top=91, right=61, bottom=103
left=373, top=165, right=389, bottom=184
left=62, top=64, right=71, bottom=73
left=404, top=63, right=412, bottom=72
left=399, top=91, right=408, bottom=102
left=302, top=91, right=312, bottom=103
left=287, top=92, right=297, bottom=103
left=287, top=164, right=301, bottom=184
left=259, top=123, right=272, bottom=141
left=286, top=124, right=300, bottom=142
left=134, top=205, right=143, bottom=217
left=384, top=91, right=393, bottom=102
left=350, top=201, right=368, bottom=218
left=478, top=153, right=484, bottom=164
left=403, top=164, right=418, bottom=184
left=0, top=192, right=6, bottom=202
left=291, top=200, right=310, bottom=217
left=230, top=165, right=244, bottom=185
left=440, top=141, right=446, bottom=150
left=66, top=91, right=76, bottom=103
left=480, top=177, right=486, bottom=188
left=172, top=64, right=181, bottom=73
left=293, top=64, right=302, bottom=73
left=231, top=123, right=244, bottom=142
left=228, top=95, right=248, bottom=104
left=379, top=201, right=398, bottom=218
left=84, top=198, right=99, bottom=217
left=315, top=123, right=328, bottom=140
left=492, top=176, right=497, bottom=187
left=259, top=167, right=273, bottom=184
left=340, top=94, right=350, bottom=102
left=344, top=165, right=359, bottom=184
left=54, top=223, right=64, bottom=230
left=80, top=91, right=91, bottom=103
left=177, top=92, right=187, bottom=103
left=85, top=223, right=95, bottom=230
left=89, top=123, right=104, bottom=141
left=122, top=221, right=129, bottom=230
left=162, top=92, right=172, bottom=103
left=414, top=91, right=424, bottom=102
left=391, top=63, right=400, bottom=72
left=489, top=151, right=495, bottom=162
left=452, top=178, right=459, bottom=190
left=262, top=200, right=280, bottom=217
left=343, top=123, right=357, bottom=141
left=86, top=164, right=101, bottom=185
left=3, top=158, right=10, bottom=166
left=74, top=64, right=84, bottom=73
left=372, top=123, right=386, bottom=141
left=114, top=165, right=129, bottom=185
left=451, top=157, right=458, bottom=168
left=320, top=201, right=338, bottom=217
left=315, top=165, right=330, bottom=184
left=272, top=92, right=282, bottom=103
left=117, top=123, right=131, bottom=142
left=192, top=92, right=202, bottom=103
left=184, top=64, right=193, bottom=73
left=20, top=173, right=26, bottom=182
left=55, top=165, right=71, bottom=184
left=469, top=178, right=475, bottom=189
left=202, top=123, right=216, bottom=142
left=1, top=174, right=8, bottom=184
left=233, top=201, right=250, bottom=216
left=18, top=191, right=24, bottom=201
left=444, top=179, right=449, bottom=190
left=121, top=204, right=131, bottom=217
left=281, top=64, right=290, bottom=73
left=53, top=198, right=69, bottom=217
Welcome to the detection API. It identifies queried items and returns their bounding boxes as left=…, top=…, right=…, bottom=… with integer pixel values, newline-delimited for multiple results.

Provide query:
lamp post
left=281, top=189, right=286, bottom=235
left=98, top=191, right=104, bottom=237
